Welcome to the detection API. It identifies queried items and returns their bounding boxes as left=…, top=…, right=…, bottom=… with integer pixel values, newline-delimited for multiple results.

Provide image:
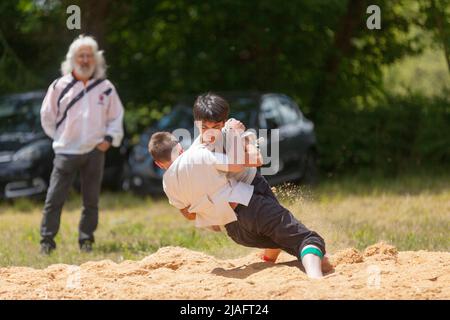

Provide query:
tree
left=419, top=0, right=450, bottom=73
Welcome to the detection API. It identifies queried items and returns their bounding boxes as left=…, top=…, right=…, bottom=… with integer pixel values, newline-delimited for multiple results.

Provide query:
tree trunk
left=63, top=0, right=110, bottom=48
left=432, top=1, right=450, bottom=73
left=310, top=0, right=367, bottom=120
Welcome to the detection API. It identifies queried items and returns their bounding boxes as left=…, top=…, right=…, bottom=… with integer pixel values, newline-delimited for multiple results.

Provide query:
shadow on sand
left=211, top=259, right=335, bottom=279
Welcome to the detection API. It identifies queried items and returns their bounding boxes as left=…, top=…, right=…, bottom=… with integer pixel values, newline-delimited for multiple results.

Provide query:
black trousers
left=40, top=148, right=105, bottom=248
left=225, top=172, right=326, bottom=259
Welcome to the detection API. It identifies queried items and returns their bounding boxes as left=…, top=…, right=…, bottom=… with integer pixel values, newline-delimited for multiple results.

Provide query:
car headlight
left=13, top=145, right=43, bottom=162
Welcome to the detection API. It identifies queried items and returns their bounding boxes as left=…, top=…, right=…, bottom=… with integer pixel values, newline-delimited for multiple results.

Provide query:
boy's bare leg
left=260, top=248, right=282, bottom=262
left=301, top=245, right=324, bottom=279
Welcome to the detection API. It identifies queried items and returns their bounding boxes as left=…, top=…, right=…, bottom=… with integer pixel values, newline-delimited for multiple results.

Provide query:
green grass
left=0, top=172, right=449, bottom=268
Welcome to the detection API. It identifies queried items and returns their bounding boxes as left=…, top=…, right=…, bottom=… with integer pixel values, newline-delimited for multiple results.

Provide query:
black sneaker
left=80, top=240, right=93, bottom=253
left=40, top=242, right=55, bottom=255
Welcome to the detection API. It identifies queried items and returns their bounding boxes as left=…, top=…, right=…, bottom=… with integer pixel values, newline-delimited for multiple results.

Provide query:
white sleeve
left=105, top=84, right=124, bottom=147
left=211, top=152, right=230, bottom=172
left=40, top=81, right=59, bottom=139
left=162, top=178, right=188, bottom=210
left=224, top=129, right=245, bottom=165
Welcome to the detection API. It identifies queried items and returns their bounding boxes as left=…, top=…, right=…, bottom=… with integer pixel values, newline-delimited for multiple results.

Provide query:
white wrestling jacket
left=40, top=73, right=124, bottom=154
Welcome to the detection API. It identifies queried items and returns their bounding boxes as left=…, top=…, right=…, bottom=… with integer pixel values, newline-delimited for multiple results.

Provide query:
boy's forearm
left=244, top=143, right=263, bottom=167
left=244, top=152, right=263, bottom=167
left=219, top=129, right=262, bottom=171
left=224, top=149, right=261, bottom=169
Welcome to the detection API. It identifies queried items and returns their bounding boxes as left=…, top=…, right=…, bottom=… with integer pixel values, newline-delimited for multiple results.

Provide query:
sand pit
left=0, top=242, right=448, bottom=299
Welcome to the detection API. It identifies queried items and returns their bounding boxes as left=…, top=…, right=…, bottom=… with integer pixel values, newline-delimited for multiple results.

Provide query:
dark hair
left=148, top=132, right=179, bottom=162
left=193, top=92, right=229, bottom=122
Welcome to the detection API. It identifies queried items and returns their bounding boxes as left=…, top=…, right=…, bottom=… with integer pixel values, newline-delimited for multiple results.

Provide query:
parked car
left=128, top=92, right=318, bottom=195
left=0, top=91, right=130, bottom=200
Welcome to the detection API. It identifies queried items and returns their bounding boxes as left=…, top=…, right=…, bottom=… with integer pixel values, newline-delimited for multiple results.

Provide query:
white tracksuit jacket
left=40, top=73, right=124, bottom=154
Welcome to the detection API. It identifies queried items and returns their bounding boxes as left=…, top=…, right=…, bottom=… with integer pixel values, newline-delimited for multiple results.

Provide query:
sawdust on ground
left=0, top=242, right=448, bottom=299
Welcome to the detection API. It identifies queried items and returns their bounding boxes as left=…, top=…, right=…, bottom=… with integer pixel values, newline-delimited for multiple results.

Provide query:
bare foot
left=259, top=248, right=281, bottom=263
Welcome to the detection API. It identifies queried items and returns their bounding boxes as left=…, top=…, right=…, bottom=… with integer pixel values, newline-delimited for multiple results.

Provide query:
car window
left=0, top=102, right=16, bottom=117
left=260, top=96, right=283, bottom=128
left=278, top=96, right=300, bottom=124
left=229, top=97, right=258, bottom=128
left=0, top=98, right=42, bottom=132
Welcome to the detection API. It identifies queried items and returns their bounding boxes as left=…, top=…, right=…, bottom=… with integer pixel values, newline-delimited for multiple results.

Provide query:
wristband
left=104, top=135, right=113, bottom=144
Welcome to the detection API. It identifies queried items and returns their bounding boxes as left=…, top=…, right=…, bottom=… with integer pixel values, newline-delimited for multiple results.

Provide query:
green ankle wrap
left=300, top=247, right=324, bottom=260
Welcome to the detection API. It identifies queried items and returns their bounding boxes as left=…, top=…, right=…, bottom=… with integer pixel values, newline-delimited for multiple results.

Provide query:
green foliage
left=105, top=0, right=345, bottom=106
left=316, top=93, right=450, bottom=173
left=0, top=0, right=448, bottom=174
left=124, top=101, right=171, bottom=142
left=417, top=0, right=450, bottom=72
left=383, top=47, right=450, bottom=96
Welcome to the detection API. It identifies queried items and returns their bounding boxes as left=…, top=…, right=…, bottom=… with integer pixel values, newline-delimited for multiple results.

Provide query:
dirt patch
left=330, top=248, right=364, bottom=266
left=363, top=242, right=399, bottom=261
left=0, top=243, right=448, bottom=299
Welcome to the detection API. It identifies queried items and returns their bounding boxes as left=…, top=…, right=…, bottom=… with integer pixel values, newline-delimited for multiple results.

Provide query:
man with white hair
left=39, top=35, right=124, bottom=254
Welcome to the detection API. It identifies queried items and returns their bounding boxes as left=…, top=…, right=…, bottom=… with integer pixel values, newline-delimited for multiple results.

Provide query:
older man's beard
left=73, top=63, right=95, bottom=79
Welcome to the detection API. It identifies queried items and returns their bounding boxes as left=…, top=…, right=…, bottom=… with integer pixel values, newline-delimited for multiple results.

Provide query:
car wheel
left=119, top=163, right=131, bottom=191
left=301, top=148, right=319, bottom=186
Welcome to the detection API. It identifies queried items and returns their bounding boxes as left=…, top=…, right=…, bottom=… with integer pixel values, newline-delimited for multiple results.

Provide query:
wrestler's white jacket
left=40, top=73, right=124, bottom=155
